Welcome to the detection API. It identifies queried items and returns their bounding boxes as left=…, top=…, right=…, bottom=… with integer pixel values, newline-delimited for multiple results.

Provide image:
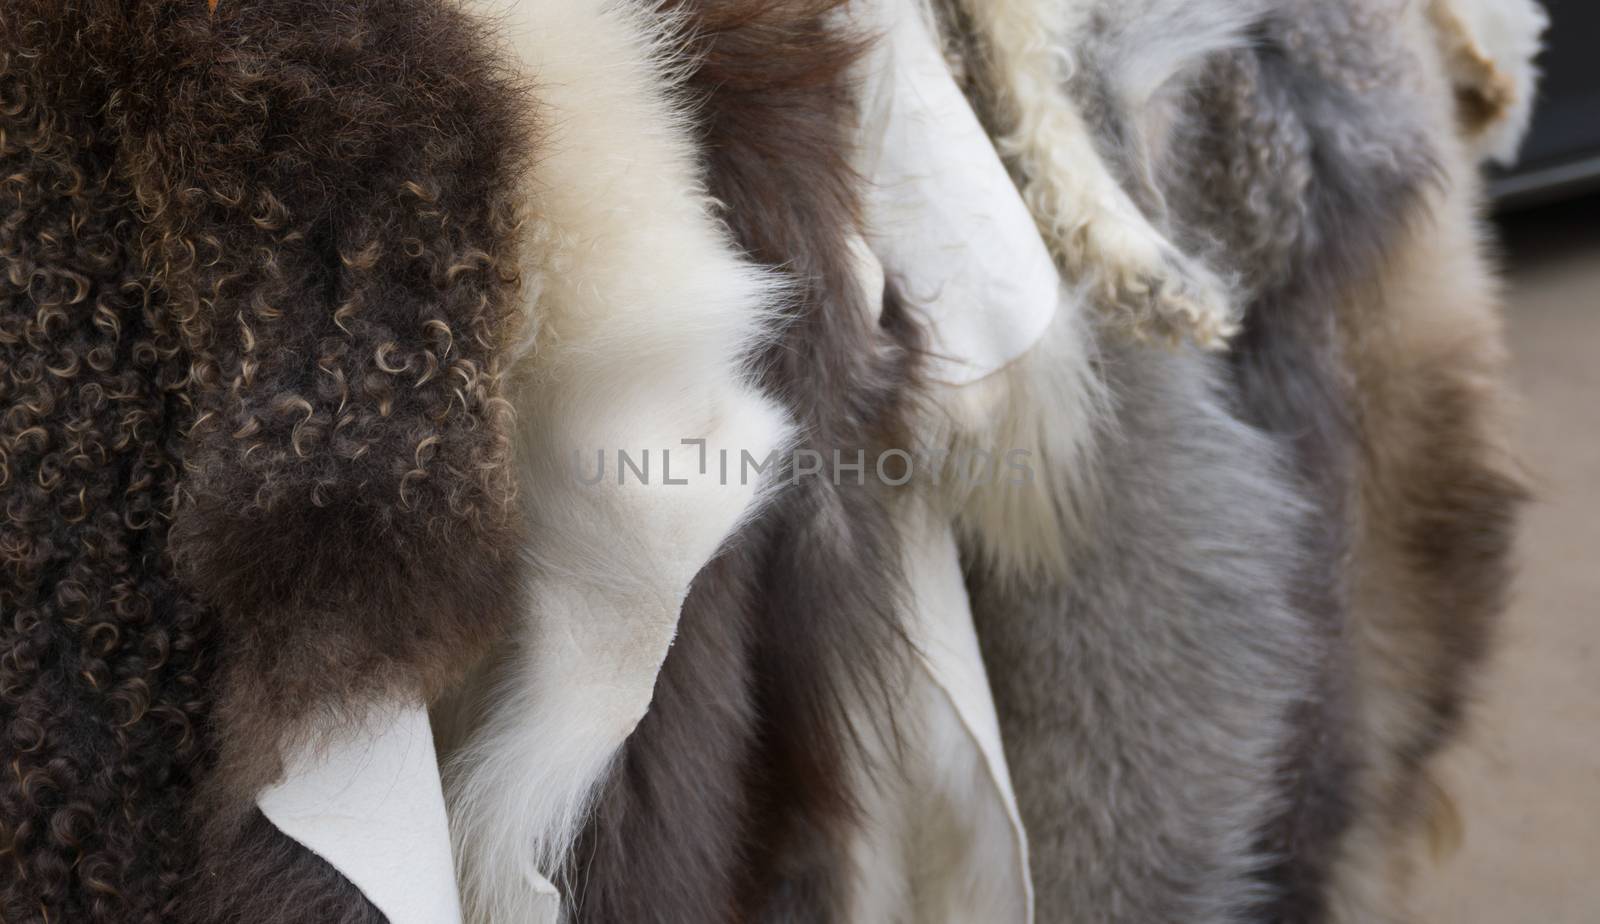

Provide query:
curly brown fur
left=564, top=2, right=922, bottom=920
left=2, top=0, right=529, bottom=918
left=1, top=13, right=210, bottom=920
left=115, top=0, right=531, bottom=821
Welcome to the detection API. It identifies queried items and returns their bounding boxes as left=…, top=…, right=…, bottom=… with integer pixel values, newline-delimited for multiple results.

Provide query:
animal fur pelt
left=962, top=335, right=1320, bottom=924
left=1315, top=8, right=1525, bottom=919
left=976, top=0, right=1527, bottom=919
left=1151, top=2, right=1526, bottom=919
left=554, top=1, right=924, bottom=920
left=937, top=2, right=1327, bottom=920
left=431, top=1, right=806, bottom=922
left=938, top=0, right=1517, bottom=918
left=442, top=0, right=933, bottom=919
left=1, top=14, right=210, bottom=919
left=0, top=0, right=529, bottom=919
left=1147, top=2, right=1441, bottom=917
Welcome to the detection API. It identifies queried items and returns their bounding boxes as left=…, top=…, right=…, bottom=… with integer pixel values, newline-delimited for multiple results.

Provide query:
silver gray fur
left=968, top=338, right=1320, bottom=924
left=962, top=0, right=1449, bottom=921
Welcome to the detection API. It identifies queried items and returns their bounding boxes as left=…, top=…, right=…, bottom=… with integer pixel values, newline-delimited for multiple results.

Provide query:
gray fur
left=1153, top=4, right=1445, bottom=918
left=1013, top=2, right=1449, bottom=919
left=967, top=337, right=1319, bottom=924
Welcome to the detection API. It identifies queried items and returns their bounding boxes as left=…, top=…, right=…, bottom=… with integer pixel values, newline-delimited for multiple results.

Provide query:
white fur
left=950, top=0, right=1252, bottom=347
left=922, top=301, right=1106, bottom=581
left=435, top=2, right=794, bottom=922
left=1427, top=0, right=1548, bottom=165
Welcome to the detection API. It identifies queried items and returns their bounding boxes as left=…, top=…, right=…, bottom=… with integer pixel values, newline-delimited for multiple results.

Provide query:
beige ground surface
left=1412, top=196, right=1600, bottom=922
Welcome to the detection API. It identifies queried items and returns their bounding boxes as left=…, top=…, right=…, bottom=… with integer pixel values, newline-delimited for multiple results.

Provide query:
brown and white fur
left=1426, top=0, right=1548, bottom=165
left=436, top=1, right=930, bottom=922
left=1315, top=7, right=1528, bottom=918
left=562, top=3, right=926, bottom=920
left=432, top=1, right=794, bottom=921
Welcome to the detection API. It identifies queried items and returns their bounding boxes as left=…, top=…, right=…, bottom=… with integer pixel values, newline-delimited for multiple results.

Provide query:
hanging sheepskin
left=0, top=0, right=530, bottom=921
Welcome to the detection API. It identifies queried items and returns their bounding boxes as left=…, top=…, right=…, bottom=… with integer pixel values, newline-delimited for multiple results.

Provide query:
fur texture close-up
left=1, top=10, right=211, bottom=919
left=965, top=338, right=1320, bottom=924
left=432, top=0, right=795, bottom=921
left=1152, top=1, right=1445, bottom=916
left=2, top=0, right=529, bottom=920
left=944, top=1, right=1328, bottom=920
left=1158, top=2, right=1526, bottom=919
left=564, top=1, right=924, bottom=920
left=1037, top=0, right=1528, bottom=918
left=945, top=0, right=1526, bottom=920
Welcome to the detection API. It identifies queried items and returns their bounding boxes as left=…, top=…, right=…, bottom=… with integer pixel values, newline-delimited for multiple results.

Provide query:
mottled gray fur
left=1056, top=0, right=1465, bottom=914
left=957, top=1, right=1454, bottom=921
left=967, top=336, right=1318, bottom=924
left=1152, top=3, right=1446, bottom=918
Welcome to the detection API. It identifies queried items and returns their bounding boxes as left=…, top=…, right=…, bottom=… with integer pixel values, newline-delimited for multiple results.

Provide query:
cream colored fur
left=434, top=2, right=793, bottom=922
left=921, top=304, right=1106, bottom=581
left=948, top=0, right=1246, bottom=347
left=1427, top=0, right=1547, bottom=165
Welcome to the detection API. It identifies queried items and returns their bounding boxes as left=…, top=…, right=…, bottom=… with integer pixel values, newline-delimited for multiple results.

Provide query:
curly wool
left=1, top=17, right=210, bottom=920
left=123, top=0, right=532, bottom=818
left=946, top=0, right=1247, bottom=347
left=2, top=0, right=531, bottom=919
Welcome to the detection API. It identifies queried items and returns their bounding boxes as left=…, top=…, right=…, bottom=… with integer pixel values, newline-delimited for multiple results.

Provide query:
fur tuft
left=946, top=0, right=1254, bottom=347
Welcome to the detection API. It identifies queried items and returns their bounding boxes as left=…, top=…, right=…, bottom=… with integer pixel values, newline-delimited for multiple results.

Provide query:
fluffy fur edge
left=434, top=1, right=795, bottom=921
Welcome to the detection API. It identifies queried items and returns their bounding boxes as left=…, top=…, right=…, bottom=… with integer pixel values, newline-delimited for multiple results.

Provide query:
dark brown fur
left=565, top=2, right=922, bottom=920
left=1, top=0, right=529, bottom=918
left=2, top=12, right=210, bottom=919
